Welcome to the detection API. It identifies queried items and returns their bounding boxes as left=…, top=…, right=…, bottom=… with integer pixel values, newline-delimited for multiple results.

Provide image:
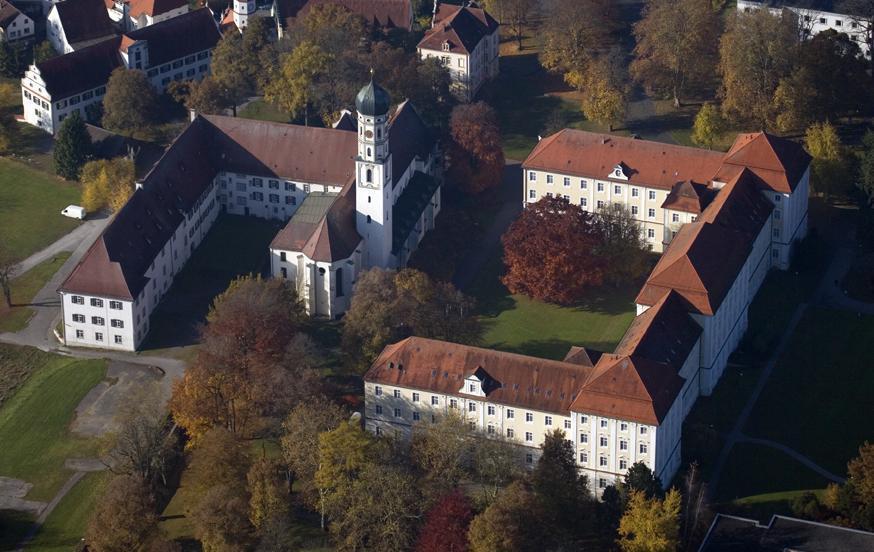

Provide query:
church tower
left=233, top=0, right=255, bottom=29
left=355, top=74, right=393, bottom=270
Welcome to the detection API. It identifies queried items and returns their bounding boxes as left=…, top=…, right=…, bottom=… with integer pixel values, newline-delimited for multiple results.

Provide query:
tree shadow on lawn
left=484, top=337, right=621, bottom=360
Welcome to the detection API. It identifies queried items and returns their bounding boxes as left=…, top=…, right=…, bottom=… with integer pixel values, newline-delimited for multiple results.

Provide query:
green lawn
left=745, top=308, right=874, bottom=476
left=26, top=471, right=111, bottom=552
left=238, top=99, right=291, bottom=124
left=469, top=253, right=636, bottom=360
left=0, top=253, right=71, bottom=333
left=0, top=348, right=106, bottom=501
left=0, top=158, right=82, bottom=261
left=724, top=489, right=827, bottom=523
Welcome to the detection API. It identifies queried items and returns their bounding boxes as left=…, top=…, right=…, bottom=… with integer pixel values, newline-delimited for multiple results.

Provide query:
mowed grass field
left=0, top=253, right=70, bottom=333
left=0, top=158, right=82, bottom=261
left=0, top=344, right=106, bottom=501
left=25, top=471, right=111, bottom=552
left=470, top=253, right=636, bottom=360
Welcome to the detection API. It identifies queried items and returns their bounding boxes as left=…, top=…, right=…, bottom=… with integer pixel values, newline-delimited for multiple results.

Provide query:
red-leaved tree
left=501, top=195, right=605, bottom=304
left=416, top=489, right=474, bottom=552
left=448, top=102, right=505, bottom=195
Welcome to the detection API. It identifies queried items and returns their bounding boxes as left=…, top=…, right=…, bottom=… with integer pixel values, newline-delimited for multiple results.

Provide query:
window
left=580, top=415, right=588, bottom=424
left=597, top=182, right=604, bottom=192
left=110, top=319, right=123, bottom=328
left=72, top=314, right=85, bottom=323
left=529, top=171, right=536, bottom=181
left=648, top=208, right=656, bottom=218
left=394, top=408, right=402, bottom=418
left=620, top=422, right=627, bottom=431
left=773, top=249, right=779, bottom=259
left=620, top=440, right=628, bottom=451
left=285, top=182, right=296, bottom=191
left=431, top=396, right=439, bottom=406
left=468, top=402, right=476, bottom=412
left=580, top=433, right=588, bottom=443
left=393, top=389, right=400, bottom=398
left=620, top=459, right=628, bottom=470
left=600, top=436, right=608, bottom=447
left=580, top=452, right=588, bottom=463
left=614, top=185, right=621, bottom=195
left=469, top=383, right=476, bottom=393
left=285, top=196, right=296, bottom=205
left=269, top=194, right=279, bottom=204
left=774, top=194, right=781, bottom=202
left=597, top=200, right=605, bottom=209
left=114, top=335, right=123, bottom=344
left=819, top=17, right=826, bottom=23
left=376, top=405, right=383, bottom=414
left=600, top=456, right=608, bottom=467
left=631, top=206, right=638, bottom=216
left=526, top=453, right=533, bottom=464
left=95, top=332, right=103, bottom=342
left=412, top=392, right=419, bottom=402
left=580, top=198, right=587, bottom=207
left=507, top=409, right=515, bottom=419
left=600, top=420, right=608, bottom=428
left=563, top=177, right=570, bottom=187
left=413, top=411, right=420, bottom=421
left=631, top=188, right=639, bottom=197
left=90, top=298, right=103, bottom=307
left=487, top=424, right=495, bottom=434
left=774, top=210, right=782, bottom=220
left=525, top=412, right=533, bottom=422
left=773, top=228, right=780, bottom=238
left=109, top=301, right=122, bottom=310
left=488, top=405, right=495, bottom=415
left=640, top=427, right=648, bottom=435
left=375, top=426, right=382, bottom=436
left=92, top=316, right=104, bottom=325
left=599, top=478, right=607, bottom=489
left=672, top=213, right=680, bottom=223
left=529, top=189, right=536, bottom=199
left=640, top=443, right=648, bottom=454
left=450, top=399, right=458, bottom=409
left=375, top=386, right=382, bottom=396
left=580, top=179, right=587, bottom=189
left=647, top=229, right=655, bottom=239
left=564, top=420, right=571, bottom=429
left=649, top=190, right=656, bottom=200
left=545, top=416, right=552, bottom=426
left=546, top=175, right=553, bottom=184
left=507, top=428, right=515, bottom=438
left=525, top=432, right=533, bottom=442
left=76, top=329, right=84, bottom=339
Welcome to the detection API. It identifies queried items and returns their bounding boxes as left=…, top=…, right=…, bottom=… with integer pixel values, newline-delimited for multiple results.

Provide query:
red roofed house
left=417, top=2, right=498, bottom=101
left=364, top=129, right=811, bottom=493
left=106, top=0, right=189, bottom=31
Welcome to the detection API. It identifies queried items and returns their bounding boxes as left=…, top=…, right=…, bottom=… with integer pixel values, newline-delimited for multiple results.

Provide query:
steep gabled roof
left=0, top=0, right=23, bottom=29
left=125, top=8, right=219, bottom=67
left=570, top=353, right=686, bottom=425
left=716, top=132, right=811, bottom=194
left=615, top=291, right=702, bottom=368
left=417, top=4, right=498, bottom=55
left=53, top=0, right=115, bottom=45
left=563, top=346, right=603, bottom=367
left=523, top=129, right=725, bottom=191
left=392, top=171, right=439, bottom=254
left=661, top=180, right=714, bottom=214
left=388, top=100, right=434, bottom=188
left=35, top=36, right=122, bottom=99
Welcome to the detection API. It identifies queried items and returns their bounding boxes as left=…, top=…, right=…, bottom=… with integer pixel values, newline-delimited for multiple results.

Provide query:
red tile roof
left=661, top=180, right=714, bottom=214
left=417, top=4, right=498, bottom=55
left=523, top=129, right=725, bottom=191
left=715, top=132, right=811, bottom=194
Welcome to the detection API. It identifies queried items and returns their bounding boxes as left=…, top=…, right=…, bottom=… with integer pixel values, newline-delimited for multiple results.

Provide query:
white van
left=61, top=205, right=86, bottom=220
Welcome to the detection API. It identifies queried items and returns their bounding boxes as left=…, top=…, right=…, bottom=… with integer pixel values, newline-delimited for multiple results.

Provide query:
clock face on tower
left=364, top=130, right=373, bottom=139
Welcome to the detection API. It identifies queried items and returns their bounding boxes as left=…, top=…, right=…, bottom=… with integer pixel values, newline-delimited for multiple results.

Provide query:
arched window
left=367, top=147, right=372, bottom=157
left=336, top=268, right=344, bottom=297
left=366, top=169, right=372, bottom=183
left=377, top=128, right=381, bottom=139
left=366, top=215, right=371, bottom=224
left=367, top=195, right=371, bottom=203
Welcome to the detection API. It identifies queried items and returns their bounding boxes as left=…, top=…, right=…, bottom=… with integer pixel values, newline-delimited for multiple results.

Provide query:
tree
left=168, top=77, right=228, bottom=116
left=0, top=41, right=19, bottom=77
left=247, top=456, right=288, bottom=530
left=329, top=463, right=423, bottom=552
left=471, top=434, right=524, bottom=505
left=858, top=131, right=874, bottom=205
left=594, top=202, right=650, bottom=286
left=102, top=68, right=158, bottom=135
left=631, top=0, right=721, bottom=107
left=691, top=103, right=725, bottom=150
left=468, top=481, right=542, bottom=552
left=342, top=268, right=481, bottom=369
left=805, top=122, right=851, bottom=200
left=191, top=485, right=254, bottom=552
left=581, top=71, right=627, bottom=131
left=265, top=41, right=332, bottom=126
left=280, top=397, right=347, bottom=503
left=838, top=0, right=874, bottom=70
left=618, top=489, right=682, bottom=552
left=623, top=462, right=664, bottom=500
left=718, top=9, right=799, bottom=128
left=504, top=0, right=536, bottom=50
left=501, top=195, right=606, bottom=305
left=416, top=490, right=474, bottom=552
left=184, top=427, right=250, bottom=500
left=85, top=475, right=159, bottom=552
left=80, top=157, right=135, bottom=213
left=33, top=40, right=56, bottom=64
left=680, top=462, right=711, bottom=551
left=448, top=102, right=505, bottom=195
left=540, top=0, right=617, bottom=90
left=0, top=242, right=17, bottom=308
left=410, top=411, right=473, bottom=495
left=531, top=429, right=596, bottom=547
left=170, top=276, right=311, bottom=442
left=314, top=420, right=375, bottom=529
left=844, top=441, right=874, bottom=529
left=211, top=32, right=251, bottom=116
left=53, top=111, right=92, bottom=180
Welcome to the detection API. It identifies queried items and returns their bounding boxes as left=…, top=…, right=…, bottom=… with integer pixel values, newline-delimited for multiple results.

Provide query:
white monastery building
left=106, top=0, right=189, bottom=31
left=737, top=0, right=872, bottom=58
left=365, top=130, right=811, bottom=492
left=417, top=2, right=498, bottom=102
left=0, top=0, right=34, bottom=42
left=58, top=78, right=441, bottom=350
left=22, top=8, right=220, bottom=134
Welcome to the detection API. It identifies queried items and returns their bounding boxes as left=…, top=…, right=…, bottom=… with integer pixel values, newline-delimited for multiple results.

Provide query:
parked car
left=61, top=205, right=86, bottom=220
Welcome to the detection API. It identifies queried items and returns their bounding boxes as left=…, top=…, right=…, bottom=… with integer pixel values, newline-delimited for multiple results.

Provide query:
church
left=58, top=78, right=441, bottom=351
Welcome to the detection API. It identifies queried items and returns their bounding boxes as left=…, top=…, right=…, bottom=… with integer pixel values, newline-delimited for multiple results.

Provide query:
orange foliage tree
left=416, top=489, right=474, bottom=552
left=500, top=195, right=605, bottom=304
left=448, top=102, right=505, bottom=195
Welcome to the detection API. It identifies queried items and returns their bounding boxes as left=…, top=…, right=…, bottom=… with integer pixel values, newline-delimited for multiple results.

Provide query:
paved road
left=738, top=436, right=845, bottom=484
left=11, top=214, right=110, bottom=276
left=817, top=243, right=874, bottom=315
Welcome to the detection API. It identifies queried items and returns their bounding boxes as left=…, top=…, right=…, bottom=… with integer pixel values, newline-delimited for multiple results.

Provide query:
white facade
left=355, top=106, right=393, bottom=269
left=231, top=0, right=255, bottom=29
left=418, top=29, right=499, bottom=102
left=107, top=0, right=189, bottom=30
left=737, top=0, right=872, bottom=57
left=46, top=5, right=113, bottom=53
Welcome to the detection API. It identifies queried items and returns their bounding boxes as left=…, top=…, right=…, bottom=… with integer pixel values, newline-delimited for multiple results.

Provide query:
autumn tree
left=410, top=411, right=473, bottom=495
left=342, top=268, right=481, bottom=369
left=314, top=420, right=375, bottom=529
left=838, top=0, right=874, bottom=70
left=858, top=131, right=874, bottom=205
left=102, top=68, right=158, bottom=136
left=501, top=195, right=606, bottom=305
left=417, top=490, right=474, bottom=552
left=0, top=243, right=16, bottom=308
left=211, top=32, right=251, bottom=115
left=581, top=70, right=627, bottom=131
left=540, top=0, right=617, bottom=90
left=631, top=0, right=721, bottom=107
left=248, top=457, right=288, bottom=530
left=191, top=485, right=255, bottom=552
left=33, top=40, right=56, bottom=64
left=691, top=103, right=725, bottom=150
left=501, top=0, right=536, bottom=51
left=54, top=111, right=92, bottom=180
left=265, top=41, right=332, bottom=125
left=168, top=77, right=228, bottom=116
left=468, top=481, right=543, bottom=552
left=170, top=276, right=313, bottom=442
left=85, top=475, right=159, bottom=552
left=719, top=9, right=798, bottom=128
left=595, top=202, right=650, bottom=286
left=280, top=397, right=347, bottom=503
left=184, top=427, right=250, bottom=499
left=80, top=157, right=135, bottom=213
left=0, top=41, right=19, bottom=77
left=532, top=429, right=597, bottom=547
left=806, top=122, right=852, bottom=199
left=448, top=102, right=505, bottom=195
left=814, top=441, right=874, bottom=530
left=471, top=434, right=525, bottom=505
left=618, top=489, right=682, bottom=552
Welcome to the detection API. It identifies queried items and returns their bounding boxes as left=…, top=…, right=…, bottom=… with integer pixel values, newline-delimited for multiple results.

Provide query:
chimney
left=432, top=0, right=439, bottom=28
left=188, top=108, right=197, bottom=123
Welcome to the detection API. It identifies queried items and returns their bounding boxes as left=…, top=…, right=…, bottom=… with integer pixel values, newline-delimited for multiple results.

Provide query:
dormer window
left=442, top=41, right=450, bottom=52
left=610, top=164, right=629, bottom=181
